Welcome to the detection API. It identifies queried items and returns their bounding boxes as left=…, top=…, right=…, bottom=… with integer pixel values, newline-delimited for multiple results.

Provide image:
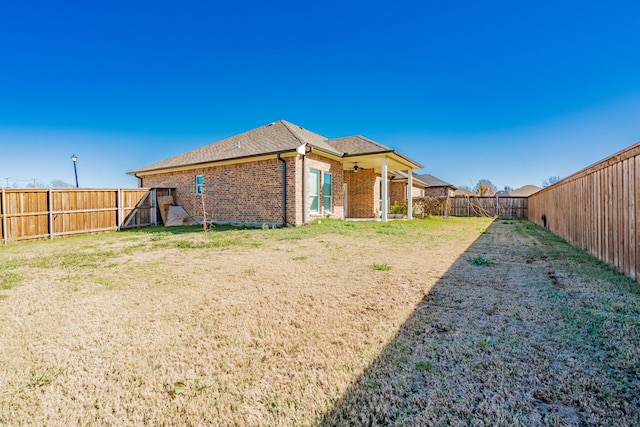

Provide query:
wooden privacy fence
left=449, top=196, right=528, bottom=218
left=0, top=188, right=174, bottom=243
left=528, top=142, right=639, bottom=281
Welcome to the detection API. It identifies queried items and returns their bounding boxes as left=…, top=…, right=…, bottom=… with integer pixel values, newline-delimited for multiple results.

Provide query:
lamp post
left=71, top=154, right=79, bottom=188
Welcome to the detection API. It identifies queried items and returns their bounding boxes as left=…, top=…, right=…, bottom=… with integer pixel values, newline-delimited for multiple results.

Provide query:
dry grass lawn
left=0, top=218, right=638, bottom=426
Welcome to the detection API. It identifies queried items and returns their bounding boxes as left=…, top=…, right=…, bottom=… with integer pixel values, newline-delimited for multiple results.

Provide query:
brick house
left=389, top=171, right=429, bottom=206
left=128, top=120, right=423, bottom=226
left=414, top=173, right=457, bottom=197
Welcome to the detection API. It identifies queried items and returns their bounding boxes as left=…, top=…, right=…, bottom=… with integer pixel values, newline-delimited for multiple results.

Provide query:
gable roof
left=130, top=120, right=341, bottom=174
left=129, top=120, right=422, bottom=175
left=414, top=173, right=456, bottom=189
left=510, top=185, right=542, bottom=197
left=326, top=135, right=392, bottom=155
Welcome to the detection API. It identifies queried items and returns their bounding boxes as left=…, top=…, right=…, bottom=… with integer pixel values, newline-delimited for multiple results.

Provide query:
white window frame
left=323, top=172, right=332, bottom=214
left=309, top=169, right=320, bottom=214
left=195, top=175, right=204, bottom=194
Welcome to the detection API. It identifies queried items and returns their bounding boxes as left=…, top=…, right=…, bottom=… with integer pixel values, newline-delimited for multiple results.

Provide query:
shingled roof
left=326, top=135, right=393, bottom=155
left=510, top=185, right=542, bottom=197
left=388, top=171, right=429, bottom=187
left=130, top=120, right=422, bottom=174
left=129, top=120, right=341, bottom=174
left=414, top=173, right=456, bottom=189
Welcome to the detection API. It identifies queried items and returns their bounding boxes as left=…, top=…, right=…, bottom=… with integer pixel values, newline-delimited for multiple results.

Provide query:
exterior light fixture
left=71, top=154, right=79, bottom=188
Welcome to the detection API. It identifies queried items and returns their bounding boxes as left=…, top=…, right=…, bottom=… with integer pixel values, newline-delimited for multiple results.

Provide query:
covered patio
left=340, top=151, right=423, bottom=222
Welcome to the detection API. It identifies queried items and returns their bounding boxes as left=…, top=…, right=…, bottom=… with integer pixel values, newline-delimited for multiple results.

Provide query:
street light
left=71, top=154, right=79, bottom=188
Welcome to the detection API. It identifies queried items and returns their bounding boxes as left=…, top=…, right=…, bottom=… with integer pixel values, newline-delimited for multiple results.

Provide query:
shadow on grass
left=318, top=221, right=499, bottom=426
left=319, top=220, right=640, bottom=426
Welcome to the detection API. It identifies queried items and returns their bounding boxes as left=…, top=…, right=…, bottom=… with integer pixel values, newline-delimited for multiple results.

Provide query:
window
left=195, top=175, right=204, bottom=194
left=309, top=170, right=320, bottom=213
left=323, top=172, right=332, bottom=213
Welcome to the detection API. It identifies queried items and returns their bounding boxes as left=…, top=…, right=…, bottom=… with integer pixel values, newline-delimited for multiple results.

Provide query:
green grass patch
left=96, top=277, right=120, bottom=290
left=469, top=256, right=495, bottom=266
left=371, top=263, right=391, bottom=271
left=415, top=360, right=433, bottom=372
left=521, top=221, right=638, bottom=292
left=0, top=259, right=22, bottom=271
left=0, top=272, right=24, bottom=290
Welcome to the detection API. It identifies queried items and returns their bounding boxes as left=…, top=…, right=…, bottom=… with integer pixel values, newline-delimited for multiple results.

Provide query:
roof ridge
left=280, top=120, right=308, bottom=146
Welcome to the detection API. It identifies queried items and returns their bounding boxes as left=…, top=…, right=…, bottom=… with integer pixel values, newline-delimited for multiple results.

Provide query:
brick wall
left=141, top=158, right=289, bottom=225
left=305, top=154, right=344, bottom=220
left=425, top=187, right=453, bottom=197
left=390, top=181, right=406, bottom=206
left=140, top=153, right=345, bottom=226
left=344, top=169, right=379, bottom=218
left=390, top=181, right=426, bottom=207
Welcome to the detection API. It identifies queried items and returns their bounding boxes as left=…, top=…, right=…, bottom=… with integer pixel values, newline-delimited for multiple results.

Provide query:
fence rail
left=0, top=188, right=173, bottom=243
left=448, top=196, right=528, bottom=218
left=528, top=142, right=640, bottom=281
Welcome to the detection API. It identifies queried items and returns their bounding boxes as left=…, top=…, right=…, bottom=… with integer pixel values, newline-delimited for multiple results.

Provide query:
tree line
left=463, top=176, right=562, bottom=196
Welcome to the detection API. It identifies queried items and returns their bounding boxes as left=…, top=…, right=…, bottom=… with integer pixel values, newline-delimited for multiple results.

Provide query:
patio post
left=381, top=158, right=388, bottom=222
left=407, top=169, right=413, bottom=219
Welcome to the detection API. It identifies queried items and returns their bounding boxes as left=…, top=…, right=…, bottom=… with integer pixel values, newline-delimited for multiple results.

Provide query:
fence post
left=48, top=189, right=53, bottom=240
left=117, top=189, right=122, bottom=230
left=152, top=188, right=158, bottom=226
left=1, top=188, right=6, bottom=244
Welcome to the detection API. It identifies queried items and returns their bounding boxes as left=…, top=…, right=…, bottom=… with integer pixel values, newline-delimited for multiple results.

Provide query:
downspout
left=302, top=154, right=306, bottom=225
left=277, top=153, right=287, bottom=226
left=301, top=146, right=312, bottom=225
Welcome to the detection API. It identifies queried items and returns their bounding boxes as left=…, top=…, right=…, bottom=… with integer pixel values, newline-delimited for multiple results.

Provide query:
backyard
left=0, top=217, right=638, bottom=425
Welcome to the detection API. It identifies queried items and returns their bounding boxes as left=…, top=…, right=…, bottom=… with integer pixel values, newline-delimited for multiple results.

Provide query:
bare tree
left=474, top=179, right=497, bottom=196
left=542, top=176, right=562, bottom=188
left=50, top=179, right=75, bottom=188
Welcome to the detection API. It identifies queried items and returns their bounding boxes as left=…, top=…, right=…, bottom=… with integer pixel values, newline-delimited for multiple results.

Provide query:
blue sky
left=1, top=0, right=639, bottom=190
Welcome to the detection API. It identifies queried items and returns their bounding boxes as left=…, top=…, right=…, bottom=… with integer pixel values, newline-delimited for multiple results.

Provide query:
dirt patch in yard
left=0, top=218, right=638, bottom=425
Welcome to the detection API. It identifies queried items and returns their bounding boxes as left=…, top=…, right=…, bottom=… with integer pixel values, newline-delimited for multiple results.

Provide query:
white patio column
left=381, top=158, right=388, bottom=222
left=407, top=169, right=413, bottom=219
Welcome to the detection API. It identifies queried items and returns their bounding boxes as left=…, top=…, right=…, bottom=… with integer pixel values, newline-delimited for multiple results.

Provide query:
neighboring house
left=510, top=185, right=542, bottom=197
left=453, top=187, right=477, bottom=197
left=494, top=190, right=511, bottom=197
left=389, top=171, right=428, bottom=206
left=128, top=120, right=423, bottom=226
left=414, top=173, right=457, bottom=197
